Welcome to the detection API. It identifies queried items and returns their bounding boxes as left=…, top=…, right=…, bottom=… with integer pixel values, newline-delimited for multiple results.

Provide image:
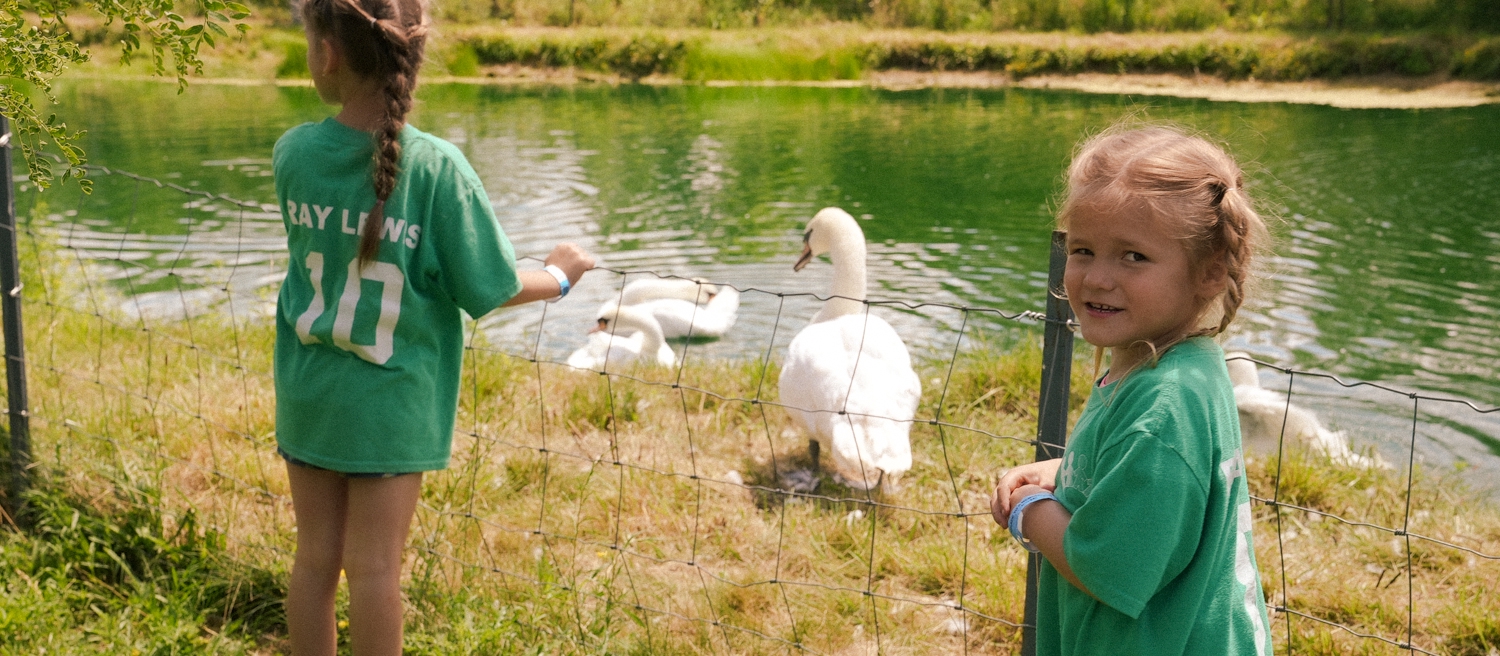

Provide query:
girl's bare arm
left=1007, top=483, right=1099, bottom=601
left=503, top=243, right=595, bottom=307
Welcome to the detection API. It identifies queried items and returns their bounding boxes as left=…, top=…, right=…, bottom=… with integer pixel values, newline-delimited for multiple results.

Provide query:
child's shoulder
left=396, top=125, right=482, bottom=187
left=1106, top=339, right=1233, bottom=432
left=1130, top=338, right=1228, bottom=391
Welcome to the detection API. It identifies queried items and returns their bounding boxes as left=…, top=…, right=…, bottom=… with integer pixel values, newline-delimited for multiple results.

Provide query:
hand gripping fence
left=4, top=157, right=1498, bottom=653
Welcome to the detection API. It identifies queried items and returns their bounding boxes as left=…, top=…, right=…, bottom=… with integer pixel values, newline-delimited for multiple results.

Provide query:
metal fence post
left=1021, top=229, right=1075, bottom=655
left=0, top=115, right=31, bottom=527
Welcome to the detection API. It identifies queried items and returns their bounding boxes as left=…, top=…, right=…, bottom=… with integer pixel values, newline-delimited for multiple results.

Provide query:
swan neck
left=615, top=311, right=666, bottom=353
left=821, top=237, right=867, bottom=321
left=635, top=320, right=666, bottom=355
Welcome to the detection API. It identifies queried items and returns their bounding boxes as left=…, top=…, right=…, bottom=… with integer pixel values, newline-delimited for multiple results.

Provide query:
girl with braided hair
left=272, top=0, right=594, bottom=652
left=990, top=125, right=1273, bottom=656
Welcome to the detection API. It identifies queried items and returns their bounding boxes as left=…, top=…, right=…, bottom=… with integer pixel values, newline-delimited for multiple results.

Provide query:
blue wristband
left=543, top=265, right=570, bottom=302
left=1008, top=491, right=1057, bottom=553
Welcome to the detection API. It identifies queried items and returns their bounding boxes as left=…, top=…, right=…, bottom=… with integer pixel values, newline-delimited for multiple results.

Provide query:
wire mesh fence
left=3, top=157, right=1499, bottom=654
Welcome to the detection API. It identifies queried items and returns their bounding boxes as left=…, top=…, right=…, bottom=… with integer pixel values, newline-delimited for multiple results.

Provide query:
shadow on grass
left=739, top=439, right=891, bottom=517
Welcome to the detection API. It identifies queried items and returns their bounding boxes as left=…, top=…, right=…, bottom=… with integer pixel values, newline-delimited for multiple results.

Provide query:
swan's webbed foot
left=776, top=440, right=822, bottom=494
left=779, top=469, right=820, bottom=494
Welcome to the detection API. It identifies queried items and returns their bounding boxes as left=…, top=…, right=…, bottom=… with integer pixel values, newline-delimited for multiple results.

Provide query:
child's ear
left=1196, top=258, right=1229, bottom=299
left=315, top=37, right=341, bottom=77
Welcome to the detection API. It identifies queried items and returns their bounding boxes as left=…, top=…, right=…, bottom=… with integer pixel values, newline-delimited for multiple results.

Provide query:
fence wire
left=5, top=161, right=1499, bottom=654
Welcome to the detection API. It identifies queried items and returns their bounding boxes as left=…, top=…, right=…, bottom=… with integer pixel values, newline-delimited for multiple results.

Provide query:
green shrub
left=275, top=38, right=309, bottom=79
left=446, top=42, right=482, bottom=76
left=1452, top=38, right=1500, bottom=79
left=465, top=33, right=688, bottom=76
left=605, top=34, right=690, bottom=78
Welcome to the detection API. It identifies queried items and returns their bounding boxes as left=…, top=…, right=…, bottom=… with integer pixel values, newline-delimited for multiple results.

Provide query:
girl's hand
left=990, top=458, right=1062, bottom=526
left=545, top=243, right=595, bottom=286
left=501, top=244, right=597, bottom=307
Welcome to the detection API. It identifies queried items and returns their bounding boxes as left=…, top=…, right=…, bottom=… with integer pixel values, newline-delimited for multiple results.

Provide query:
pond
left=17, top=78, right=1500, bottom=491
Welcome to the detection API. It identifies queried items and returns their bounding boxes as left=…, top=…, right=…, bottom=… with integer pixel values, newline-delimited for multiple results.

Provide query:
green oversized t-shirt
left=272, top=118, right=521, bottom=473
left=1039, top=337, right=1272, bottom=656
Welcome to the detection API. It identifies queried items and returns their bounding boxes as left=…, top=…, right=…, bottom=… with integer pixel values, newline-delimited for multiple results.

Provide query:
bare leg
left=808, top=439, right=820, bottom=475
left=343, top=473, right=423, bottom=656
left=286, top=462, right=350, bottom=656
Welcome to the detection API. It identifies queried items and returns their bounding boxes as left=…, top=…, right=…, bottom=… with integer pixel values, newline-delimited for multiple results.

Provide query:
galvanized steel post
left=0, top=115, right=31, bottom=527
left=1021, top=229, right=1075, bottom=655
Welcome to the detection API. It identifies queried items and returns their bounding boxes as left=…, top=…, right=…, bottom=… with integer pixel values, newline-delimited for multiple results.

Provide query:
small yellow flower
left=337, top=620, right=349, bottom=630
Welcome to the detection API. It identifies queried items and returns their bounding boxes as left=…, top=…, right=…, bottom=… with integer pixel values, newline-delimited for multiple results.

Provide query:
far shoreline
left=435, top=67, right=1500, bottom=109
left=73, top=68, right=1500, bottom=110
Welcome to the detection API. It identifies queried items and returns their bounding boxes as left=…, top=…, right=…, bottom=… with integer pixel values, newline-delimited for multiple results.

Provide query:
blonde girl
left=991, top=126, right=1273, bottom=656
left=272, top=0, right=594, bottom=653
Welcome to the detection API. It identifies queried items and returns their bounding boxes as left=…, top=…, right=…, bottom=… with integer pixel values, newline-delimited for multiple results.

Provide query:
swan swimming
left=1226, top=353, right=1386, bottom=469
left=604, top=278, right=740, bottom=340
left=566, top=303, right=676, bottom=371
left=778, top=207, right=921, bottom=491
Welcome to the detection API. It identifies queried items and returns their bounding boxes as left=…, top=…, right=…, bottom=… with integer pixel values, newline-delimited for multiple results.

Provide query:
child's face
left=1063, top=203, right=1216, bottom=359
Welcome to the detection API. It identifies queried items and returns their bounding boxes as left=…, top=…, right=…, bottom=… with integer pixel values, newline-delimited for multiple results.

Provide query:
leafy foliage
left=0, top=0, right=251, bottom=190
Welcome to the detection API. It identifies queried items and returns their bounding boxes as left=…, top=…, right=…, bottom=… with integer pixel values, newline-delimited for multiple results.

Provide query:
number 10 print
left=294, top=251, right=405, bottom=365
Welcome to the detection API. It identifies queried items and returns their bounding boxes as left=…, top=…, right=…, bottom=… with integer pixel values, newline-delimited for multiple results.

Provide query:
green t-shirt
left=1039, top=337, right=1272, bottom=656
left=272, top=118, right=521, bottom=473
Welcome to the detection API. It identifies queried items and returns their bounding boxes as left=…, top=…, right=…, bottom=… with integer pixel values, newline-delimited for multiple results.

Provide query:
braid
left=303, top=0, right=429, bottom=269
left=1211, top=177, right=1260, bottom=337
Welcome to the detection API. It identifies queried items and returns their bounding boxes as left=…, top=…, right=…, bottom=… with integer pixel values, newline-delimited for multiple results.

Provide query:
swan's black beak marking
left=793, top=231, right=814, bottom=271
left=589, top=318, right=609, bottom=334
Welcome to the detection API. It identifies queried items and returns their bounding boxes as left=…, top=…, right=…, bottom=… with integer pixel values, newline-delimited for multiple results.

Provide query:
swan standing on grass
left=778, top=208, right=921, bottom=491
left=1226, top=352, right=1386, bottom=469
left=606, top=278, right=740, bottom=340
left=566, top=303, right=676, bottom=371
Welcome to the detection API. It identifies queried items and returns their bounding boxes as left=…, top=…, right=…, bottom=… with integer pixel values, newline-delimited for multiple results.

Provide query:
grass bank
left=5, top=224, right=1500, bottom=653
left=67, top=19, right=1500, bottom=90
left=448, top=27, right=1500, bottom=82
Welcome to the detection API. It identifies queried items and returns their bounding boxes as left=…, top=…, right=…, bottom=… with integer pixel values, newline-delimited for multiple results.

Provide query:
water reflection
left=18, top=79, right=1500, bottom=490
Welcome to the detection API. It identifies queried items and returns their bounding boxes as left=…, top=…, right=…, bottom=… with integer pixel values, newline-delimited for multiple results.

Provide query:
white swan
left=566, top=303, right=676, bottom=371
left=778, top=207, right=921, bottom=491
left=618, top=278, right=715, bottom=306
left=604, top=278, right=740, bottom=340
left=1226, top=353, right=1386, bottom=469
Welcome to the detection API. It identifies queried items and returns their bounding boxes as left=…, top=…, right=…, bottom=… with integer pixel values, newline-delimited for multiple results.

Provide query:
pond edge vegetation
left=433, top=28, right=1500, bottom=83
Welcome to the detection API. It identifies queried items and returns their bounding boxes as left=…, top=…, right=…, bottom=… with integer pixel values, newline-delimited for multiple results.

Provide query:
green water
left=18, top=79, right=1500, bottom=481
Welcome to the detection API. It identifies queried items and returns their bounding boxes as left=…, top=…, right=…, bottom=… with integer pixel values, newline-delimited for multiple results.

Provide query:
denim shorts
left=277, top=447, right=404, bottom=479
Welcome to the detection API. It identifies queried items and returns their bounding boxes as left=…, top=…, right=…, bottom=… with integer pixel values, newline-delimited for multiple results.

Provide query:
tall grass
left=426, top=0, right=1500, bottom=33
left=5, top=229, right=1499, bottom=653
left=451, top=27, right=1500, bottom=81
